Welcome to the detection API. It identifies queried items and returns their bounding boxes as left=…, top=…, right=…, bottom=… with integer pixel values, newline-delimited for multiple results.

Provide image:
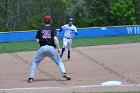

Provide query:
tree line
left=0, top=0, right=140, bottom=32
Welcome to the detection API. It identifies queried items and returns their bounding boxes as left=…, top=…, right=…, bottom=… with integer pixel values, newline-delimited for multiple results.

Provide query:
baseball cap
left=69, top=18, right=74, bottom=21
left=44, top=16, right=52, bottom=23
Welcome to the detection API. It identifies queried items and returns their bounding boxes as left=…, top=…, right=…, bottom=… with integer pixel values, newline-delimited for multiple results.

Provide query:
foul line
left=1, top=84, right=140, bottom=91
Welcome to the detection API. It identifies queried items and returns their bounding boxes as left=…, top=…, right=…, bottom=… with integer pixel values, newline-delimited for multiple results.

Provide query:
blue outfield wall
left=0, top=25, right=140, bottom=42
left=0, top=32, right=36, bottom=42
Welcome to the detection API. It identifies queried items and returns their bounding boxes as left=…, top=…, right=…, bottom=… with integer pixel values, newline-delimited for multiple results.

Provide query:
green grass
left=0, top=41, right=39, bottom=54
left=0, top=35, right=140, bottom=54
left=72, top=35, right=140, bottom=47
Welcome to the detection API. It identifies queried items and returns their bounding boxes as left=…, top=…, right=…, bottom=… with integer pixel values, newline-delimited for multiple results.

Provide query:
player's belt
left=65, top=37, right=72, bottom=39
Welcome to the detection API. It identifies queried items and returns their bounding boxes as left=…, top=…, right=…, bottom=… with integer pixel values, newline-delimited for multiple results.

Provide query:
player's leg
left=28, top=46, right=46, bottom=83
left=68, top=51, right=70, bottom=60
left=60, top=38, right=67, bottom=58
left=67, top=39, right=72, bottom=60
left=60, top=47, right=65, bottom=58
left=49, top=46, right=71, bottom=80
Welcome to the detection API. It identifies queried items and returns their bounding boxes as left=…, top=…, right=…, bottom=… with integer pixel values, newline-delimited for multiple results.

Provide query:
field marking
left=73, top=48, right=137, bottom=84
left=1, top=84, right=140, bottom=91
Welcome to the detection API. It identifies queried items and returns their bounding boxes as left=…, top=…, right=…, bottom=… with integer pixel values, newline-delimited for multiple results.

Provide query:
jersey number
left=70, top=31, right=74, bottom=35
left=42, top=30, right=51, bottom=38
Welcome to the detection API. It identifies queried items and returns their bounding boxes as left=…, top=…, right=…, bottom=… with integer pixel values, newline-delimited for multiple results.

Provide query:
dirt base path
left=0, top=43, right=140, bottom=93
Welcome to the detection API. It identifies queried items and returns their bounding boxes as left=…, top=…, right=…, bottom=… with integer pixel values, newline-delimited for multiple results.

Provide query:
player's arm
left=74, top=27, right=78, bottom=35
left=57, top=25, right=65, bottom=36
left=35, top=30, right=40, bottom=44
left=54, top=36, right=61, bottom=54
left=59, top=28, right=63, bottom=32
left=58, top=25, right=66, bottom=33
left=57, top=28, right=63, bottom=36
left=53, top=27, right=61, bottom=54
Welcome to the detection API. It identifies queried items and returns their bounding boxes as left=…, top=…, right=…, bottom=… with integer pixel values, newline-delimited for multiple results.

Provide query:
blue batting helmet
left=69, top=18, right=74, bottom=21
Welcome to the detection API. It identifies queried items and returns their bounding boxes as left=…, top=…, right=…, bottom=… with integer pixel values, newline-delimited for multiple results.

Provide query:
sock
left=68, top=51, right=70, bottom=56
left=61, top=48, right=65, bottom=56
left=68, top=51, right=70, bottom=59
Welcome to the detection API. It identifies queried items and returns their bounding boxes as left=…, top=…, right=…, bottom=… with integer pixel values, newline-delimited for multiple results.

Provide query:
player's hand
left=75, top=32, right=78, bottom=35
left=57, top=48, right=61, bottom=54
left=36, top=39, right=39, bottom=43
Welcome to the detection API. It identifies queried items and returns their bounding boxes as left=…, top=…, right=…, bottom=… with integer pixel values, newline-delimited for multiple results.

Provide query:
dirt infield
left=0, top=43, right=140, bottom=93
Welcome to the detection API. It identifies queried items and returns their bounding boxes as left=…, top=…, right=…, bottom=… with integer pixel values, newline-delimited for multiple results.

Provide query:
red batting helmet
left=44, top=16, right=52, bottom=24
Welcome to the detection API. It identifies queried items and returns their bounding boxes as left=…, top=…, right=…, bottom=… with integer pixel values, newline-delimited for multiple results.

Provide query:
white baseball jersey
left=61, top=24, right=77, bottom=38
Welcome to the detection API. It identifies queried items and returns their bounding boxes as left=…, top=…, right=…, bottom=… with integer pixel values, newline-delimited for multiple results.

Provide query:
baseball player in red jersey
left=28, top=16, right=71, bottom=83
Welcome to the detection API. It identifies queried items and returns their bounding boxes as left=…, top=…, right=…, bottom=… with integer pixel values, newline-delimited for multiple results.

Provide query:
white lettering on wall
left=127, top=27, right=140, bottom=35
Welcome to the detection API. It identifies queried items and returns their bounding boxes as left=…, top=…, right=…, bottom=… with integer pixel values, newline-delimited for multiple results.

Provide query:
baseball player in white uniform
left=58, top=18, right=78, bottom=60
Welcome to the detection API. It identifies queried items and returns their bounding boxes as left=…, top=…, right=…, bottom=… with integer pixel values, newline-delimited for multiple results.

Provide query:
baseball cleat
left=62, top=73, right=71, bottom=80
left=27, top=78, right=33, bottom=83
